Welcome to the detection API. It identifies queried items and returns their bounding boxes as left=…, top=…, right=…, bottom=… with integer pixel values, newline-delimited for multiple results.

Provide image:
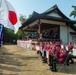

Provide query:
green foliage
left=19, top=14, right=26, bottom=24
left=3, top=14, right=27, bottom=44
left=3, top=27, right=22, bottom=44
left=70, top=6, right=76, bottom=19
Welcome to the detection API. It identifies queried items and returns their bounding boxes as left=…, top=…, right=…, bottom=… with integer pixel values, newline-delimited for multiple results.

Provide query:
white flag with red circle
left=0, top=0, right=22, bottom=33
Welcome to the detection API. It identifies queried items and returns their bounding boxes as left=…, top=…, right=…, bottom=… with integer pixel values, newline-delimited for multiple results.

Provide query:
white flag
left=0, top=0, right=22, bottom=33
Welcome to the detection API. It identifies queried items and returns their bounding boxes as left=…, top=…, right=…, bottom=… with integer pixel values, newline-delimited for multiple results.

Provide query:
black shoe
left=42, top=59, right=44, bottom=61
left=42, top=61, right=47, bottom=63
left=51, top=69, right=57, bottom=72
left=49, top=64, right=52, bottom=66
left=67, top=63, right=69, bottom=66
left=37, top=52, right=39, bottom=54
left=70, top=62, right=74, bottom=64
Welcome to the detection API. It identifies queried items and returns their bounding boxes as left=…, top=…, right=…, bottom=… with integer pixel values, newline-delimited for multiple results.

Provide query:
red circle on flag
left=8, top=11, right=18, bottom=25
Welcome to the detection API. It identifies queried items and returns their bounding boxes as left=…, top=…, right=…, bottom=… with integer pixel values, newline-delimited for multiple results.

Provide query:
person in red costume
left=66, top=42, right=73, bottom=53
left=66, top=42, right=74, bottom=65
left=49, top=42, right=61, bottom=72
left=49, top=42, right=66, bottom=72
left=72, top=41, right=76, bottom=57
left=42, top=42, right=47, bottom=63
left=58, top=49, right=66, bottom=64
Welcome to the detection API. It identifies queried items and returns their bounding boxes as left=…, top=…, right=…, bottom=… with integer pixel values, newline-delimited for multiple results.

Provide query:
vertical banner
left=0, top=24, right=4, bottom=46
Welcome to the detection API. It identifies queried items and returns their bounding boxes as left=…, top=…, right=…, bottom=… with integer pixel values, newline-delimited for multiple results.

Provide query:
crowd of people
left=42, top=30, right=59, bottom=39
left=35, top=41, right=76, bottom=72
left=25, top=30, right=59, bottom=40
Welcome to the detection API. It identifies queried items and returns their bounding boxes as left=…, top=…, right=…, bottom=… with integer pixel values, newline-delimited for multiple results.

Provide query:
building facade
left=20, top=5, right=76, bottom=45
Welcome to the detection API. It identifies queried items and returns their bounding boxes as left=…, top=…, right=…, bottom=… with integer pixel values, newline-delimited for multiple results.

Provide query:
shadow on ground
left=56, top=62, right=76, bottom=74
left=0, top=46, right=26, bottom=75
left=0, top=46, right=76, bottom=75
left=0, top=73, right=18, bottom=75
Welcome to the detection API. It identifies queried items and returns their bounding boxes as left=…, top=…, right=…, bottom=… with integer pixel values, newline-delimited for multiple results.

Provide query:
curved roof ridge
left=28, top=11, right=39, bottom=18
left=22, top=11, right=39, bottom=24
left=20, top=11, right=40, bottom=29
left=42, top=4, right=70, bottom=20
left=42, top=4, right=58, bottom=14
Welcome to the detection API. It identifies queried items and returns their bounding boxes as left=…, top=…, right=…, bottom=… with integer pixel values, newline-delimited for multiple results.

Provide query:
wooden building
left=20, top=5, right=76, bottom=45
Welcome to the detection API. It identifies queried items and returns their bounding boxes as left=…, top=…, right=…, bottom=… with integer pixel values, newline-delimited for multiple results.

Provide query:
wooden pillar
left=37, top=19, right=42, bottom=40
left=22, top=30, right=24, bottom=40
left=38, top=24, right=40, bottom=34
left=38, top=19, right=41, bottom=34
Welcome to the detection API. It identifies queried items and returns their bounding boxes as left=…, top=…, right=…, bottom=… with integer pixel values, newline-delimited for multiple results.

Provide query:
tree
left=18, top=14, right=27, bottom=39
left=19, top=14, right=26, bottom=24
left=3, top=27, right=18, bottom=44
left=70, top=6, right=76, bottom=18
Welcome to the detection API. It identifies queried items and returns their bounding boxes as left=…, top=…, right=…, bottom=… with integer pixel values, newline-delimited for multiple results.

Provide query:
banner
left=0, top=24, right=4, bottom=45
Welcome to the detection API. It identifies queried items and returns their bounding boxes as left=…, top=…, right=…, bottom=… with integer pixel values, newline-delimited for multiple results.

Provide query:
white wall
left=60, top=25, right=68, bottom=45
left=47, top=12, right=62, bottom=18
left=60, top=25, right=75, bottom=45
left=68, top=26, right=75, bottom=45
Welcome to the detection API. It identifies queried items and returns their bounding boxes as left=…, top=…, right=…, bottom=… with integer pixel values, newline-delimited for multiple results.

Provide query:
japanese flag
left=0, top=0, right=22, bottom=33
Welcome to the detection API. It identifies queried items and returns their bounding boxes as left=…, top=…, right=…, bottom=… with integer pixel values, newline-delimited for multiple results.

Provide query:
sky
left=8, top=0, right=76, bottom=20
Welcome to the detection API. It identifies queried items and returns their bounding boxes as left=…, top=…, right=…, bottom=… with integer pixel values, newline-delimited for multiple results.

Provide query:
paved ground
left=0, top=45, right=76, bottom=75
